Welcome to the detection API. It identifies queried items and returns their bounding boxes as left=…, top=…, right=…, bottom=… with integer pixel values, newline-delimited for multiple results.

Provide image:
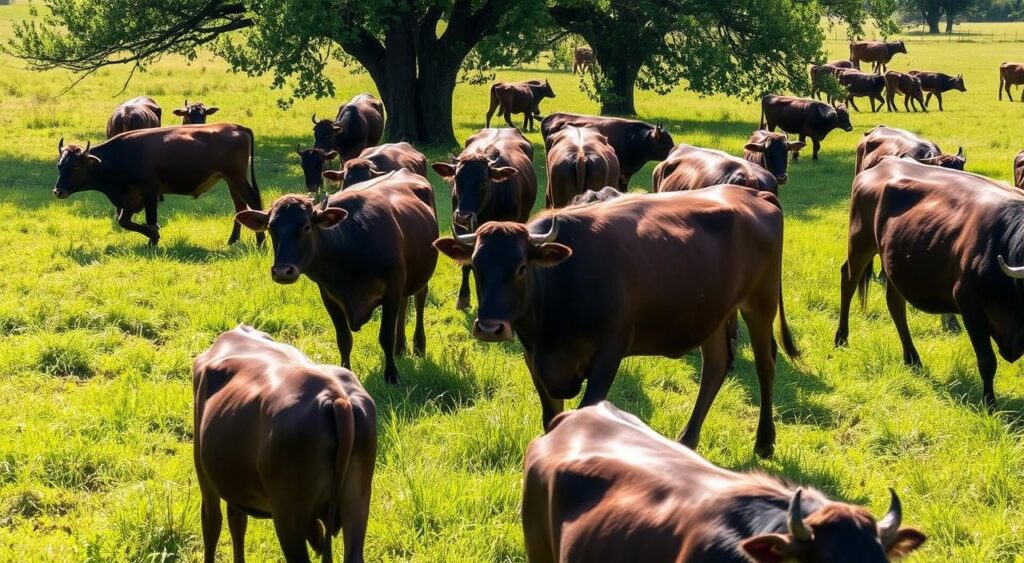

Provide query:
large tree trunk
left=596, top=53, right=641, bottom=116
left=945, top=10, right=956, bottom=33
left=926, top=9, right=942, bottom=33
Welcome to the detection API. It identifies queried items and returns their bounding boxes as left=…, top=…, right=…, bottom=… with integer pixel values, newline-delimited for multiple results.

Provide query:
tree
left=900, top=0, right=948, bottom=32
left=6, top=0, right=549, bottom=147
left=943, top=0, right=979, bottom=30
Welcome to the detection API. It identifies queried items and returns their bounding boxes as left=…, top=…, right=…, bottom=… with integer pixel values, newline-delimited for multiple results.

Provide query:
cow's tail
left=999, top=67, right=1005, bottom=100
left=856, top=258, right=873, bottom=310
left=759, top=102, right=766, bottom=130
left=242, top=126, right=262, bottom=209
left=486, top=85, right=499, bottom=127
left=323, top=396, right=355, bottom=561
left=776, top=284, right=800, bottom=359
left=575, top=148, right=587, bottom=199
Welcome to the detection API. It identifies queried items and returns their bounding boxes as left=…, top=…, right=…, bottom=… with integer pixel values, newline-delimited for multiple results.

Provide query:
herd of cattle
left=48, top=38, right=1024, bottom=561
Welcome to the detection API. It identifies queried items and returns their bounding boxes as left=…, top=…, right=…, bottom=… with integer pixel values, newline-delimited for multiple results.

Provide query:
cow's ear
left=205, top=107, right=219, bottom=115
left=529, top=243, right=572, bottom=268
left=313, top=207, right=348, bottom=228
left=489, top=166, right=518, bottom=181
left=432, top=162, right=456, bottom=178
left=744, top=142, right=766, bottom=153
left=322, top=170, right=345, bottom=183
left=740, top=534, right=794, bottom=563
left=172, top=108, right=187, bottom=116
left=323, top=150, right=339, bottom=161
left=884, top=528, right=926, bottom=560
left=788, top=141, right=806, bottom=151
left=235, top=210, right=270, bottom=232
left=434, top=238, right=473, bottom=265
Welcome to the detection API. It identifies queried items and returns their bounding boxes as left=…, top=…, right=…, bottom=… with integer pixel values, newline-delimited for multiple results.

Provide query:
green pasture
left=0, top=4, right=1023, bottom=561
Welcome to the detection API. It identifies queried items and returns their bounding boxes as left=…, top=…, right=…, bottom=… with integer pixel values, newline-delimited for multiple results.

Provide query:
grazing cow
left=321, top=142, right=428, bottom=190
left=743, top=130, right=805, bottom=186
left=523, top=402, right=927, bottom=563
left=573, top=46, right=595, bottom=75
left=908, top=70, right=965, bottom=111
left=570, top=186, right=622, bottom=206
left=544, top=125, right=620, bottom=207
left=173, top=99, right=219, bottom=124
left=432, top=127, right=537, bottom=310
left=296, top=146, right=340, bottom=192
left=435, top=186, right=799, bottom=457
left=838, top=70, right=886, bottom=112
left=653, top=144, right=780, bottom=195
left=884, top=72, right=927, bottom=112
left=855, top=126, right=964, bottom=174
left=312, top=94, right=385, bottom=161
left=1014, top=150, right=1024, bottom=189
left=193, top=325, right=376, bottom=563
left=541, top=112, right=674, bottom=188
left=485, top=80, right=556, bottom=131
left=106, top=96, right=162, bottom=138
left=836, top=157, right=1024, bottom=410
left=760, top=95, right=853, bottom=160
left=809, top=64, right=846, bottom=101
left=235, top=170, right=438, bottom=384
left=850, top=40, right=907, bottom=74
left=999, top=62, right=1024, bottom=101
left=54, top=124, right=262, bottom=246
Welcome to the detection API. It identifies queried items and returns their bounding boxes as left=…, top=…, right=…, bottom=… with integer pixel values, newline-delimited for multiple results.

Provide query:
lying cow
left=999, top=62, right=1024, bottom=101
left=54, top=124, right=263, bottom=246
left=545, top=125, right=620, bottom=207
left=236, top=169, right=438, bottom=384
left=570, top=186, right=621, bottom=206
left=313, top=94, right=385, bottom=161
left=194, top=325, right=376, bottom=563
left=908, top=70, right=965, bottom=111
left=435, top=186, right=799, bottom=457
left=743, top=130, right=804, bottom=186
left=486, top=80, right=556, bottom=131
left=760, top=95, right=853, bottom=160
left=174, top=99, right=219, bottom=124
left=850, top=40, right=907, bottom=74
left=541, top=112, right=674, bottom=188
left=573, top=46, right=595, bottom=75
left=855, top=126, right=964, bottom=174
left=838, top=70, right=886, bottom=112
left=432, top=127, right=537, bottom=310
left=884, top=72, right=926, bottom=112
left=653, top=144, right=780, bottom=195
left=523, top=402, right=927, bottom=563
left=322, top=142, right=427, bottom=190
left=106, top=96, right=162, bottom=138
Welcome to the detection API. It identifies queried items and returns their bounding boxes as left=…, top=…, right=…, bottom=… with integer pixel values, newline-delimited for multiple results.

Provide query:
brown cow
left=653, top=144, right=780, bottom=195
left=54, top=124, right=262, bottom=246
left=884, top=72, right=927, bottom=112
left=296, top=146, right=340, bottom=192
left=855, top=126, right=964, bottom=174
left=236, top=169, right=438, bottom=384
left=544, top=125, right=620, bottom=207
left=999, top=62, right=1024, bottom=101
left=838, top=70, right=886, bottom=112
left=743, top=130, right=805, bottom=186
left=194, top=325, right=376, bottom=563
left=1014, top=149, right=1024, bottom=189
left=106, top=96, right=162, bottom=138
left=850, top=40, right=907, bottom=74
left=523, top=402, right=927, bottom=563
left=908, top=70, right=965, bottom=111
left=573, top=46, right=595, bottom=75
left=485, top=80, right=556, bottom=131
left=313, top=94, right=385, bottom=160
left=173, top=99, right=219, bottom=124
left=809, top=64, right=844, bottom=101
left=760, top=95, right=853, bottom=160
left=321, top=142, right=428, bottom=190
left=434, top=186, right=799, bottom=457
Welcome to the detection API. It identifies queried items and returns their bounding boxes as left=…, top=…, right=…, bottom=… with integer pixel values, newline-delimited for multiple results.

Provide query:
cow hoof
left=384, top=368, right=401, bottom=385
left=456, top=296, right=470, bottom=310
left=754, top=443, right=775, bottom=459
left=904, top=355, right=922, bottom=369
left=942, top=315, right=962, bottom=334
left=395, top=342, right=407, bottom=357
left=834, top=332, right=848, bottom=348
left=413, top=340, right=426, bottom=357
left=147, top=238, right=160, bottom=247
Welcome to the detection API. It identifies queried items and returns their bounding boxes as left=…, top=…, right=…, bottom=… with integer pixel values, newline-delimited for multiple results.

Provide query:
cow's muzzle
left=453, top=211, right=477, bottom=232
left=53, top=187, right=69, bottom=199
left=473, top=319, right=513, bottom=342
left=271, top=264, right=301, bottom=284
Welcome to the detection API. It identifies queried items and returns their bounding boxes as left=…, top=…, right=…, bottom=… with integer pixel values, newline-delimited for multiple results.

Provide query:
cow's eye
left=516, top=264, right=527, bottom=277
left=303, top=223, right=312, bottom=232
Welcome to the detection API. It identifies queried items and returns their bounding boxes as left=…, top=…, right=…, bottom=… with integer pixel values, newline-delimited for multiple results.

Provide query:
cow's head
left=53, top=138, right=102, bottom=199
left=894, top=40, right=908, bottom=54
left=173, top=99, right=219, bottom=124
left=434, top=218, right=571, bottom=341
left=741, top=489, right=925, bottom=563
left=540, top=79, right=556, bottom=100
left=432, top=153, right=517, bottom=232
left=296, top=145, right=338, bottom=192
left=823, top=103, right=853, bottom=132
left=312, top=113, right=342, bottom=151
left=952, top=74, right=966, bottom=92
left=919, top=147, right=965, bottom=171
left=645, top=122, right=676, bottom=160
left=744, top=131, right=805, bottom=184
left=325, top=157, right=385, bottom=189
left=235, top=195, right=348, bottom=284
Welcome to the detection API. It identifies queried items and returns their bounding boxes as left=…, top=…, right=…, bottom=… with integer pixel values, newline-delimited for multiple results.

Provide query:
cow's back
left=654, top=144, right=775, bottom=194
left=360, top=142, right=428, bottom=177
left=857, top=127, right=938, bottom=172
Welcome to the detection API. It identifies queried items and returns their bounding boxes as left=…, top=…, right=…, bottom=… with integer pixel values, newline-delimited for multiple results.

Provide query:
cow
left=809, top=64, right=845, bottom=101
left=193, top=325, right=376, bottom=563
left=760, top=95, right=853, bottom=161
left=541, top=112, right=674, bottom=189
left=855, top=126, right=964, bottom=174
left=235, top=169, right=438, bottom=385
left=652, top=144, right=780, bottom=195
left=312, top=94, right=385, bottom=161
left=1014, top=149, right=1024, bottom=189
left=743, top=130, right=805, bottom=186
left=570, top=186, right=622, bottom=206
left=836, top=157, right=1024, bottom=410
left=849, top=40, right=907, bottom=74
left=434, top=186, right=799, bottom=458
left=485, top=80, right=556, bottom=131
left=54, top=124, right=263, bottom=246
left=173, top=99, right=220, bottom=124
left=321, top=142, right=428, bottom=190
left=431, top=127, right=537, bottom=310
left=296, top=146, right=340, bottom=192
left=999, top=62, right=1024, bottom=101
left=838, top=70, right=886, bottom=112
left=544, top=125, right=620, bottom=207
left=523, top=401, right=927, bottom=563
left=106, top=96, right=162, bottom=138
left=573, top=46, right=595, bottom=75
left=828, top=59, right=857, bottom=70
left=884, top=72, right=927, bottom=112
left=908, top=70, right=965, bottom=111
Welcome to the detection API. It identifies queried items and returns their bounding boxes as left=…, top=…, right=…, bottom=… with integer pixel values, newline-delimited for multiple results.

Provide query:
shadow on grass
left=364, top=355, right=495, bottom=420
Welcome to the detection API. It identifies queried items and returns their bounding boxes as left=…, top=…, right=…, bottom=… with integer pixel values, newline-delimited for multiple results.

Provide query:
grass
left=0, top=4, right=1023, bottom=561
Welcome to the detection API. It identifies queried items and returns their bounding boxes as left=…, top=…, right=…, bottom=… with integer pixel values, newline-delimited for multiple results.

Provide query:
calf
left=850, top=40, right=907, bottom=74
left=743, top=130, right=805, bottom=186
left=760, top=95, right=853, bottom=160
left=839, top=70, right=886, bottom=112
left=106, top=96, right=162, bottom=138
left=653, top=144, right=780, bottom=195
left=523, top=401, right=927, bottom=563
left=322, top=142, right=428, bottom=190
left=313, top=94, right=385, bottom=160
left=174, top=99, right=219, bottom=124
left=236, top=169, right=438, bottom=384
left=485, top=80, right=556, bottom=131
left=544, top=125, right=620, bottom=207
left=908, top=70, right=965, bottom=111
left=999, top=62, right=1024, bottom=101
left=194, top=325, right=376, bottom=563
left=884, top=72, right=926, bottom=112
left=573, top=46, right=595, bottom=75
left=855, top=126, right=964, bottom=174
left=54, top=124, right=263, bottom=246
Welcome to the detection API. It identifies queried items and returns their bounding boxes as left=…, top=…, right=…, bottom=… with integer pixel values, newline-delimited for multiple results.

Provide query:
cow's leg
left=200, top=493, right=223, bottom=563
left=847, top=97, right=861, bottom=112
left=811, top=138, right=822, bottom=160
left=742, top=309, right=778, bottom=458
left=885, top=282, right=922, bottom=367
left=924, top=92, right=933, bottom=109
left=394, top=296, right=409, bottom=357
left=1006, top=81, right=1015, bottom=102
left=117, top=206, right=160, bottom=245
left=225, top=180, right=248, bottom=245
left=339, top=428, right=374, bottom=563
left=524, top=345, right=564, bottom=429
left=413, top=286, right=427, bottom=356
left=941, top=314, right=962, bottom=333
left=903, top=94, right=911, bottom=112
left=956, top=292, right=998, bottom=411
left=524, top=112, right=531, bottom=131
left=503, top=110, right=515, bottom=128
left=679, top=320, right=730, bottom=452
left=936, top=92, right=944, bottom=111
left=792, top=134, right=805, bottom=162
left=457, top=265, right=471, bottom=310
left=320, top=288, right=353, bottom=368
left=835, top=254, right=875, bottom=347
left=886, top=90, right=897, bottom=112
left=378, top=292, right=402, bottom=384
left=227, top=505, right=249, bottom=563
left=577, top=339, right=627, bottom=407
left=271, top=515, right=314, bottom=563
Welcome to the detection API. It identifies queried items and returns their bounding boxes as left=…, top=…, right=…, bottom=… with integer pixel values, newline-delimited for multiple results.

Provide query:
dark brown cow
left=435, top=186, right=799, bottom=457
left=321, top=142, right=427, bottom=190
left=54, top=124, right=262, bottom=246
left=1001, top=62, right=1024, bottom=101
left=809, top=64, right=844, bottom=101
left=855, top=126, right=964, bottom=174
left=296, top=146, right=340, bottom=192
left=485, top=80, right=556, bottom=131
left=570, top=186, right=622, bottom=206
left=653, top=144, right=780, bottom=195
left=541, top=112, right=674, bottom=188
left=838, top=70, right=886, bottom=112
left=432, top=127, right=537, bottom=310
left=523, top=402, right=927, bottom=563
left=743, top=130, right=805, bottom=186
left=194, top=325, right=376, bottom=563
left=544, top=125, right=620, bottom=207
left=849, top=40, right=907, bottom=74
left=174, top=99, right=220, bottom=124
left=908, top=70, right=965, bottom=111
left=1014, top=149, right=1024, bottom=189
left=236, top=169, right=438, bottom=385
left=573, top=46, right=595, bottom=75
left=760, top=95, right=853, bottom=161
left=312, top=94, right=385, bottom=160
left=836, top=157, right=1024, bottom=410
left=106, top=96, right=162, bottom=138
left=884, top=72, right=926, bottom=112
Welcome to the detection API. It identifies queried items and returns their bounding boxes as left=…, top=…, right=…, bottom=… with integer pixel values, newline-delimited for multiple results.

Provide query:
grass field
left=1, top=4, right=1024, bottom=561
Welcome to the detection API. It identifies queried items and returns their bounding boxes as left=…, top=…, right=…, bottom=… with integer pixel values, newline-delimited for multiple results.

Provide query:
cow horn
left=529, top=217, right=559, bottom=245
left=296, top=143, right=302, bottom=155
left=956, top=146, right=964, bottom=158
left=877, top=489, right=902, bottom=545
left=998, top=255, right=1024, bottom=278
left=312, top=113, right=318, bottom=125
left=454, top=229, right=477, bottom=247
left=84, top=141, right=91, bottom=154
left=788, top=489, right=812, bottom=542
left=58, top=137, right=64, bottom=153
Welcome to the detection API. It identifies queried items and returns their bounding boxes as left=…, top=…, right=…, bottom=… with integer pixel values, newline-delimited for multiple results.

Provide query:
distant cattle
left=809, top=63, right=846, bottom=101
left=909, top=70, right=965, bottom=111
left=760, top=95, right=853, bottom=160
left=884, top=72, right=927, bottom=112
left=541, top=112, right=674, bottom=188
left=106, top=96, right=162, bottom=138
left=856, top=126, right=964, bottom=174
left=999, top=62, right=1024, bottom=101
left=432, top=127, right=537, bottom=310
left=435, top=186, right=798, bottom=457
left=653, top=144, right=780, bottom=195
left=573, top=46, right=595, bottom=75
left=193, top=325, right=376, bottom=563
left=312, top=94, right=385, bottom=161
left=743, top=130, right=805, bottom=186
left=570, top=186, right=622, bottom=206
left=54, top=124, right=262, bottom=246
left=485, top=80, right=556, bottom=131
left=173, top=99, right=219, bottom=124
left=523, top=402, right=927, bottom=563
left=837, top=157, right=1024, bottom=410
left=544, top=125, right=620, bottom=207
left=322, top=142, right=428, bottom=190
left=236, top=169, right=438, bottom=384
left=838, top=70, right=886, bottom=112
left=850, top=40, right=907, bottom=74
